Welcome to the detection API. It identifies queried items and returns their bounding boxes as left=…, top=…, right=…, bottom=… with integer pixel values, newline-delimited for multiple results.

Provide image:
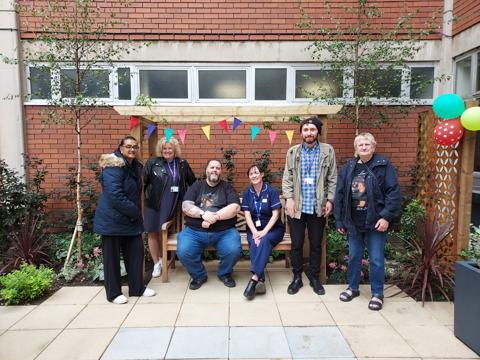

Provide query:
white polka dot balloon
left=433, top=119, right=464, bottom=146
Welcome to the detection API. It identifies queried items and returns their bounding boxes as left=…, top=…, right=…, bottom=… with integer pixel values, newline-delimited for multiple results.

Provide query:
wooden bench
left=160, top=198, right=291, bottom=283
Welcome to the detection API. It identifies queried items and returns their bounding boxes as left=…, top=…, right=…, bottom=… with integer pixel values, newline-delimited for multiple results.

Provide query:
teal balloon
left=432, top=93, right=465, bottom=119
left=460, top=106, right=480, bottom=131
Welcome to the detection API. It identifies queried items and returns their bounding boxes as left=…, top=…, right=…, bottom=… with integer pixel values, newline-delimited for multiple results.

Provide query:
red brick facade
left=19, top=0, right=442, bottom=41
left=453, top=0, right=480, bottom=36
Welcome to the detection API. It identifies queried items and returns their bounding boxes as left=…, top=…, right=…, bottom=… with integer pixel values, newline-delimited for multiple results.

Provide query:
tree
left=17, top=0, right=143, bottom=262
left=297, top=0, right=445, bottom=133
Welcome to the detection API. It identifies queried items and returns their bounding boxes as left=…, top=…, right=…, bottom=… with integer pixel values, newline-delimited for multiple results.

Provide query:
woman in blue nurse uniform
left=241, top=164, right=285, bottom=300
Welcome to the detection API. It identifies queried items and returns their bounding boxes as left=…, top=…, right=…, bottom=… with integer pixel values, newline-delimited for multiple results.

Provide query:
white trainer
left=112, top=294, right=128, bottom=304
left=152, top=259, right=162, bottom=278
left=142, top=287, right=156, bottom=297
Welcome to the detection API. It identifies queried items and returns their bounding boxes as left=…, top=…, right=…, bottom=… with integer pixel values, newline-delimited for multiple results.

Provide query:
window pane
left=358, top=69, right=402, bottom=98
left=476, top=52, right=480, bottom=92
left=255, top=68, right=286, bottom=100
left=410, top=67, right=434, bottom=99
left=455, top=57, right=472, bottom=98
left=139, top=70, right=188, bottom=99
left=29, top=67, right=51, bottom=99
left=60, top=69, right=110, bottom=98
left=295, top=70, right=343, bottom=98
left=198, top=70, right=246, bottom=99
left=117, top=68, right=131, bottom=100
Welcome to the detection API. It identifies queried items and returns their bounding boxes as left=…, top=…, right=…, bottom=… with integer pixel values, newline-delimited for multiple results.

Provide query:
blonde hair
left=156, top=137, right=182, bottom=158
left=354, top=132, right=377, bottom=148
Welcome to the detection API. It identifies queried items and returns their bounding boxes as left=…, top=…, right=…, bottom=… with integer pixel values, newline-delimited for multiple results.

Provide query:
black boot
left=243, top=279, right=257, bottom=300
left=309, top=278, right=325, bottom=295
left=287, top=274, right=303, bottom=295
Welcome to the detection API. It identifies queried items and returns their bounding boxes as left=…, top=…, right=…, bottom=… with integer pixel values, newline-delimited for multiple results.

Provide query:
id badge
left=255, top=220, right=261, bottom=227
left=170, top=186, right=179, bottom=193
left=262, top=198, right=268, bottom=203
left=304, top=177, right=314, bottom=185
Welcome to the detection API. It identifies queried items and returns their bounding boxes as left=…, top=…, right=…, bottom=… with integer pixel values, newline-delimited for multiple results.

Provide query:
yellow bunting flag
left=202, top=125, right=211, bottom=140
left=285, top=130, right=294, bottom=145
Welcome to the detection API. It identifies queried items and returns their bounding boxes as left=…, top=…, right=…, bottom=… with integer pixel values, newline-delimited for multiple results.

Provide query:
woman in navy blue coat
left=93, top=136, right=155, bottom=304
left=241, top=164, right=285, bottom=300
left=334, top=132, right=401, bottom=311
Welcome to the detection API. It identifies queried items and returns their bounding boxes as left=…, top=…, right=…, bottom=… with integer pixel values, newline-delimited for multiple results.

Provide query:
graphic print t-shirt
left=184, top=180, right=240, bottom=232
left=351, top=162, right=369, bottom=231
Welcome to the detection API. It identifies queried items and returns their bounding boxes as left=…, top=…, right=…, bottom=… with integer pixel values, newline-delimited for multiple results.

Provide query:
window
left=117, top=68, right=131, bottom=100
left=60, top=69, right=110, bottom=98
left=476, top=52, right=480, bottom=93
left=255, top=68, right=287, bottom=100
left=410, top=67, right=434, bottom=99
left=358, top=69, right=402, bottom=98
left=28, top=67, right=51, bottom=99
left=456, top=56, right=472, bottom=98
left=139, top=69, right=188, bottom=99
left=295, top=69, right=343, bottom=98
left=198, top=69, right=246, bottom=99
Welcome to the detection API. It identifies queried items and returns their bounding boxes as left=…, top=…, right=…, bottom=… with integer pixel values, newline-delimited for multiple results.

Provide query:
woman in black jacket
left=143, top=137, right=196, bottom=278
left=334, top=132, right=401, bottom=311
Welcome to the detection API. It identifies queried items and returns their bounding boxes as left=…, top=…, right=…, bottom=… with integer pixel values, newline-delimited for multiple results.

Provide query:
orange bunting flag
left=218, top=119, right=228, bottom=132
left=285, top=130, right=294, bottom=145
left=129, top=116, right=139, bottom=130
left=202, top=125, right=211, bottom=140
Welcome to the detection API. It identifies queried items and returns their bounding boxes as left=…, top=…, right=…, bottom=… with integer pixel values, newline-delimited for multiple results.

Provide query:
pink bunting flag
left=218, top=119, right=228, bottom=132
left=129, top=116, right=139, bottom=130
left=268, top=130, right=277, bottom=145
left=178, top=129, right=187, bottom=144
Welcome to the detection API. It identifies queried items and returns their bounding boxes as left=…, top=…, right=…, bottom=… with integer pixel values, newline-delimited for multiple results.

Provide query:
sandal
left=339, top=288, right=360, bottom=302
left=368, top=295, right=384, bottom=311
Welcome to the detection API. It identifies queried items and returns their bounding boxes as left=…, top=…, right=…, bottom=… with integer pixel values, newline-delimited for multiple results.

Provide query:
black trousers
left=102, top=235, right=145, bottom=302
left=288, top=213, right=326, bottom=279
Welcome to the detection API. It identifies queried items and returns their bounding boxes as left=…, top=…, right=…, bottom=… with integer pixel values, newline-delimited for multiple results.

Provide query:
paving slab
left=395, top=324, right=480, bottom=358
left=176, top=302, right=229, bottom=326
left=271, top=283, right=323, bottom=303
left=285, top=326, right=354, bottom=359
left=230, top=302, right=282, bottom=326
left=0, top=329, right=60, bottom=360
left=277, top=302, right=335, bottom=326
left=101, top=327, right=173, bottom=360
left=137, top=283, right=187, bottom=304
left=359, top=284, right=415, bottom=302
left=67, top=303, right=134, bottom=328
left=0, top=305, right=36, bottom=330
left=324, top=299, right=389, bottom=325
left=422, top=301, right=454, bottom=325
left=339, top=324, right=418, bottom=358
left=183, top=278, right=230, bottom=303
left=11, top=304, right=84, bottom=330
left=89, top=287, right=130, bottom=305
left=380, top=301, right=442, bottom=326
left=35, top=328, right=117, bottom=360
left=42, top=286, right=102, bottom=305
left=122, top=303, right=181, bottom=327
left=229, top=279, right=276, bottom=303
left=229, top=326, right=291, bottom=359
left=165, top=326, right=229, bottom=359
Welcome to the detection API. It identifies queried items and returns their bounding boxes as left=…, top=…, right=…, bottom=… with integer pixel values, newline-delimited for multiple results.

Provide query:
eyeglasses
left=122, top=145, right=139, bottom=150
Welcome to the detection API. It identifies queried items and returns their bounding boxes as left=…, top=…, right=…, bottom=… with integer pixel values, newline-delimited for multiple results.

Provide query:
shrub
left=48, top=231, right=101, bottom=263
left=461, top=225, right=480, bottom=267
left=0, top=263, right=53, bottom=305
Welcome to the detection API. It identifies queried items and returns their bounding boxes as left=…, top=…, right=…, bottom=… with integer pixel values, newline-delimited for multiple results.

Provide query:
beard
left=303, top=135, right=317, bottom=144
left=207, top=173, right=219, bottom=184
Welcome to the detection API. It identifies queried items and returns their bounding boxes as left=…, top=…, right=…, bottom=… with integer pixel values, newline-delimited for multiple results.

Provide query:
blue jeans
left=177, top=226, right=242, bottom=280
left=347, top=230, right=387, bottom=297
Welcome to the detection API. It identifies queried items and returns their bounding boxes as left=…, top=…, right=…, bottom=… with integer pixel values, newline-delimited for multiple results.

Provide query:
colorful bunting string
left=268, top=130, right=277, bottom=145
left=178, top=129, right=187, bottom=145
left=251, top=126, right=260, bottom=142
left=129, top=116, right=139, bottom=130
left=285, top=130, right=294, bottom=145
left=232, top=117, right=242, bottom=131
left=202, top=125, right=211, bottom=140
left=147, top=124, right=156, bottom=139
left=218, top=119, right=228, bottom=132
left=165, top=128, right=174, bottom=142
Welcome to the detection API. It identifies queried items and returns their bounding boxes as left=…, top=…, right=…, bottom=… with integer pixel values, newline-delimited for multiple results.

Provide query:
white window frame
left=194, top=66, right=250, bottom=103
left=292, top=65, right=346, bottom=103
left=252, top=65, right=290, bottom=103
left=455, top=52, right=478, bottom=99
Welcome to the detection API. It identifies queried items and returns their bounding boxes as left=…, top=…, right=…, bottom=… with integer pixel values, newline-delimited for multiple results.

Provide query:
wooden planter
left=454, top=260, right=480, bottom=355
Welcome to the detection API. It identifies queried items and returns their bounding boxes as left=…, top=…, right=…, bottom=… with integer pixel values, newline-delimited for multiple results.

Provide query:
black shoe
left=309, top=278, right=325, bottom=295
left=189, top=277, right=207, bottom=290
left=218, top=274, right=236, bottom=288
left=243, top=279, right=257, bottom=300
left=255, top=281, right=266, bottom=295
left=287, top=275, right=303, bottom=295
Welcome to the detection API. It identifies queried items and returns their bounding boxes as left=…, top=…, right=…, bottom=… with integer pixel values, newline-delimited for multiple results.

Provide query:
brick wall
left=18, top=0, right=442, bottom=41
left=25, top=105, right=423, bottom=212
left=453, top=0, right=480, bottom=35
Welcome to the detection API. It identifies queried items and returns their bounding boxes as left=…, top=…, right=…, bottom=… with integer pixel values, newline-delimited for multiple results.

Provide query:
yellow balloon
left=460, top=106, right=480, bottom=131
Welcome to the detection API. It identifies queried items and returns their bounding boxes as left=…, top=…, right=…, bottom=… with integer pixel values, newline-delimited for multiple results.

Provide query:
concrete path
left=0, top=260, right=478, bottom=360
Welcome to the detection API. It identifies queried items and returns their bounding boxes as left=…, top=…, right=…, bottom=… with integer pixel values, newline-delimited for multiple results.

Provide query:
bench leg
left=171, top=251, right=176, bottom=269
left=285, top=251, right=291, bottom=268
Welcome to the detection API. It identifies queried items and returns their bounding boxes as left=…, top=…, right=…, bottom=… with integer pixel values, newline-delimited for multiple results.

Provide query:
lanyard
left=253, top=198, right=263, bottom=220
left=304, top=149, right=319, bottom=176
left=166, top=159, right=176, bottom=182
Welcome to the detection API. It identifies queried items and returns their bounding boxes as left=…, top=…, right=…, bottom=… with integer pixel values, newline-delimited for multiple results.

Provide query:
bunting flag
left=251, top=126, right=260, bottom=142
left=165, top=128, right=174, bottom=142
left=268, top=130, right=277, bottom=145
left=218, top=119, right=228, bottom=132
left=202, top=125, right=211, bottom=140
left=147, top=124, right=156, bottom=139
left=129, top=116, right=139, bottom=130
left=178, top=129, right=187, bottom=145
left=285, top=130, right=294, bottom=144
left=232, top=117, right=242, bottom=131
